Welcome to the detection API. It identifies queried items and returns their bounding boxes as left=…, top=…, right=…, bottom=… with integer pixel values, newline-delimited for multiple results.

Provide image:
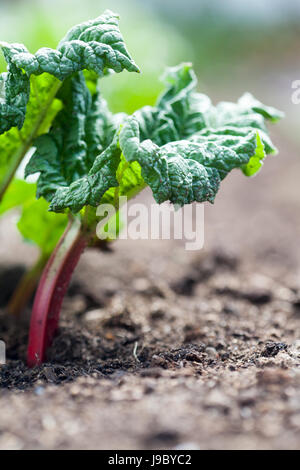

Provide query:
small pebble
left=34, top=386, right=45, bottom=396
left=84, top=309, right=105, bottom=322
left=205, top=347, right=218, bottom=359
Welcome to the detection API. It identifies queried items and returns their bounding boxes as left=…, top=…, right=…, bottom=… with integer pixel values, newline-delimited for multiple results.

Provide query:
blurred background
left=0, top=0, right=299, bottom=282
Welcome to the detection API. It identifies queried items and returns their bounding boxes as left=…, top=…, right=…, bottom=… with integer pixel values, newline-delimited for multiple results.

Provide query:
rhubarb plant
left=0, top=12, right=283, bottom=367
left=0, top=10, right=138, bottom=317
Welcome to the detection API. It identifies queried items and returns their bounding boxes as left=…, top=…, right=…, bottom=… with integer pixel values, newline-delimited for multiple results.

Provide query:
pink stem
left=27, top=218, right=87, bottom=367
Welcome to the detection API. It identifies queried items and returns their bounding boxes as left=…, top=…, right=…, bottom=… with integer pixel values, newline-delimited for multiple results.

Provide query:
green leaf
left=18, top=197, right=68, bottom=256
left=203, top=92, right=283, bottom=157
left=0, top=10, right=139, bottom=135
left=156, top=63, right=211, bottom=140
left=241, top=132, right=266, bottom=177
left=0, top=62, right=30, bottom=134
left=0, top=73, right=62, bottom=198
left=49, top=136, right=122, bottom=213
left=26, top=62, right=205, bottom=212
left=27, top=63, right=282, bottom=215
left=25, top=73, right=93, bottom=200
left=26, top=73, right=126, bottom=212
left=0, top=179, right=68, bottom=255
left=190, top=126, right=267, bottom=175
left=130, top=63, right=211, bottom=147
left=0, top=11, right=139, bottom=203
left=237, top=92, right=284, bottom=122
left=119, top=115, right=260, bottom=205
left=0, top=178, right=35, bottom=215
left=115, top=63, right=282, bottom=206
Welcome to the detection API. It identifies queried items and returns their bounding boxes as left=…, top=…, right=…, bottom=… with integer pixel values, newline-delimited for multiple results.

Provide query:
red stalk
left=27, top=217, right=87, bottom=367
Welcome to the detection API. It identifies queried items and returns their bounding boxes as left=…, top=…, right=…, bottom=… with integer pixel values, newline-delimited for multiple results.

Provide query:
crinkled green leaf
left=119, top=115, right=260, bottom=205
left=188, top=90, right=282, bottom=176
left=116, top=64, right=282, bottom=206
left=49, top=136, right=122, bottom=213
left=0, top=73, right=62, bottom=197
left=0, top=10, right=139, bottom=135
left=26, top=73, right=126, bottom=212
left=0, top=11, right=139, bottom=206
left=99, top=154, right=145, bottom=207
left=189, top=126, right=268, bottom=176
left=237, top=93, right=284, bottom=123
left=48, top=133, right=146, bottom=213
left=27, top=62, right=282, bottom=215
left=0, top=63, right=30, bottom=134
left=203, top=92, right=283, bottom=160
left=25, top=73, right=93, bottom=199
left=130, top=63, right=211, bottom=147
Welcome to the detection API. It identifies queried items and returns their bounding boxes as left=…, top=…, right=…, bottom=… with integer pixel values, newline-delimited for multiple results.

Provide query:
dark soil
left=0, top=245, right=300, bottom=450
left=0, top=133, right=299, bottom=449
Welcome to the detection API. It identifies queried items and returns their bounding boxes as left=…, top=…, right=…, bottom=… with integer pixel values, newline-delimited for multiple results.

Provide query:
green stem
left=7, top=253, right=49, bottom=317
